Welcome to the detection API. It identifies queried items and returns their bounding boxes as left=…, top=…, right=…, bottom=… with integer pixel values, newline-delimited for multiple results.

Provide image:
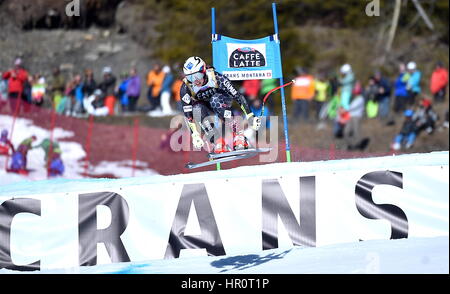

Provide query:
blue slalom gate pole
left=211, top=7, right=221, bottom=171
left=272, top=2, right=292, bottom=163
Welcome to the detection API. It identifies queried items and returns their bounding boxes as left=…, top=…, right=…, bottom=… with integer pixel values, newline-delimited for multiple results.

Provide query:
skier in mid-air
left=180, top=56, right=261, bottom=154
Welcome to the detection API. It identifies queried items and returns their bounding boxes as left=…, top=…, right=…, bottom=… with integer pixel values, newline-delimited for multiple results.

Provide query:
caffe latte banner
left=212, top=35, right=283, bottom=80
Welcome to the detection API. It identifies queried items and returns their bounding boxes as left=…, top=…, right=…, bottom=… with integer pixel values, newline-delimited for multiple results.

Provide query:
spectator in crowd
left=364, top=76, right=379, bottom=119
left=291, top=67, right=315, bottom=122
left=373, top=70, right=391, bottom=119
left=392, top=109, right=417, bottom=150
left=328, top=72, right=340, bottom=97
left=48, top=67, right=66, bottom=110
left=313, top=72, right=330, bottom=121
left=0, top=71, right=9, bottom=110
left=56, top=80, right=73, bottom=115
left=31, top=75, right=46, bottom=107
left=393, top=63, right=410, bottom=114
left=443, top=109, right=449, bottom=129
left=406, top=61, right=421, bottom=106
left=146, top=63, right=165, bottom=112
left=126, top=67, right=141, bottom=113
left=99, top=67, right=117, bottom=98
left=242, top=79, right=261, bottom=103
left=36, top=138, right=62, bottom=163
left=83, top=89, right=109, bottom=116
left=430, top=61, right=448, bottom=104
left=48, top=153, right=65, bottom=177
left=36, top=138, right=65, bottom=177
left=344, top=81, right=365, bottom=150
left=0, top=129, right=14, bottom=156
left=23, top=75, right=33, bottom=106
left=413, top=98, right=439, bottom=135
left=11, top=135, right=37, bottom=172
left=333, top=106, right=350, bottom=139
left=158, top=65, right=175, bottom=115
left=117, top=71, right=130, bottom=113
left=70, top=74, right=85, bottom=116
left=99, top=67, right=117, bottom=115
left=82, top=69, right=97, bottom=98
left=339, top=63, right=355, bottom=111
left=172, top=74, right=184, bottom=113
left=2, top=58, right=29, bottom=112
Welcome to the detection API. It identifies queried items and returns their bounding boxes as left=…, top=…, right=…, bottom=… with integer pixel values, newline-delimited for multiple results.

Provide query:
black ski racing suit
left=180, top=68, right=252, bottom=143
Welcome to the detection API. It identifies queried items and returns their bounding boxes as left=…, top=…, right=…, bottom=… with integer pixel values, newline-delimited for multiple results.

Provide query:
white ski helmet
left=183, top=56, right=206, bottom=82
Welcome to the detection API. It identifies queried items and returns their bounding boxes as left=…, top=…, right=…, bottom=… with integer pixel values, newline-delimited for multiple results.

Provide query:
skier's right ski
left=186, top=151, right=258, bottom=169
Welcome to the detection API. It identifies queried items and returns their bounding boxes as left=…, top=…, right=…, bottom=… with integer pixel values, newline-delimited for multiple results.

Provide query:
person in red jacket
left=430, top=61, right=448, bottom=104
left=2, top=58, right=29, bottom=112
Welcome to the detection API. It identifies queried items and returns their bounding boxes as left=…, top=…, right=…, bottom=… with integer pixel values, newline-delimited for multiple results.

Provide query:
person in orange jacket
left=146, top=63, right=166, bottom=111
left=430, top=61, right=448, bottom=104
left=291, top=67, right=315, bottom=122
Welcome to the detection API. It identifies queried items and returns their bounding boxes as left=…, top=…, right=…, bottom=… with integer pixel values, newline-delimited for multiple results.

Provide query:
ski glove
left=191, top=132, right=204, bottom=149
left=247, top=113, right=262, bottom=131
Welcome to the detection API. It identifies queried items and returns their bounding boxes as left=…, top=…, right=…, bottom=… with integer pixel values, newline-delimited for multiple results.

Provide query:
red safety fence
left=0, top=101, right=394, bottom=178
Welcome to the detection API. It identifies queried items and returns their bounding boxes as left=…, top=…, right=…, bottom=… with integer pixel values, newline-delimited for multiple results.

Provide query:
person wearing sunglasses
left=180, top=56, right=261, bottom=154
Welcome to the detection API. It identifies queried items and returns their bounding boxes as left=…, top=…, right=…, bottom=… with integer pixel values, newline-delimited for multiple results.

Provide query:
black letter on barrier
left=79, top=192, right=130, bottom=266
left=355, top=171, right=408, bottom=239
left=0, top=198, right=41, bottom=271
left=165, top=183, right=225, bottom=259
left=262, top=177, right=316, bottom=250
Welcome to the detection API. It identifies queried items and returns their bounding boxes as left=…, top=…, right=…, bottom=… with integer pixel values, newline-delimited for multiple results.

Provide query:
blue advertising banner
left=212, top=35, right=283, bottom=81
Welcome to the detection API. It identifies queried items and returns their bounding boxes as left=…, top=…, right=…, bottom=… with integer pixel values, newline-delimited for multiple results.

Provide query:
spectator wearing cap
left=339, top=64, right=355, bottom=111
left=406, top=61, right=421, bottom=106
left=413, top=98, right=439, bottom=135
left=392, top=109, right=417, bottom=150
left=2, top=58, right=29, bottom=112
left=126, top=68, right=141, bottom=113
left=393, top=63, right=410, bottom=114
left=430, top=62, right=448, bottom=104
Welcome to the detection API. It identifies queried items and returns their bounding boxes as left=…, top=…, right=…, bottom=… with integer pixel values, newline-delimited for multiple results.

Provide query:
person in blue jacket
left=393, top=63, right=410, bottom=114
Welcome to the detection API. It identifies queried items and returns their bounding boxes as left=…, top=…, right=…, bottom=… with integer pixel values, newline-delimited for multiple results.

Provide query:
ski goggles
left=185, top=71, right=205, bottom=83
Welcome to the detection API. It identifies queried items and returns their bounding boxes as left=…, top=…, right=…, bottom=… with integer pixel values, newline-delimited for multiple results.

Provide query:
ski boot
left=233, top=131, right=250, bottom=151
left=214, top=137, right=230, bottom=154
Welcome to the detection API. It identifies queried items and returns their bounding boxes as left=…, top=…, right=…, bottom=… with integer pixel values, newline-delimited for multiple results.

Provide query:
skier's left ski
left=185, top=152, right=258, bottom=169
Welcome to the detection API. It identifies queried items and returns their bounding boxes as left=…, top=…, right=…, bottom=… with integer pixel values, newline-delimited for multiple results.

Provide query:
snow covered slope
left=28, top=236, right=448, bottom=274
